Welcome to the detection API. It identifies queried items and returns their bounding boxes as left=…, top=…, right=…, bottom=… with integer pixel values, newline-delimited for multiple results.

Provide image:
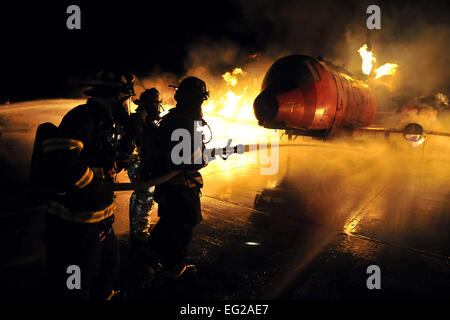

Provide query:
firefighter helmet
left=174, top=76, right=209, bottom=103
left=134, top=88, right=161, bottom=119
left=84, top=69, right=136, bottom=98
left=134, top=88, right=162, bottom=105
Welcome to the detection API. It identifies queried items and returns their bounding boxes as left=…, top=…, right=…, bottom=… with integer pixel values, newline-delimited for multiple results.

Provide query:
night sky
left=0, top=0, right=448, bottom=102
left=0, top=1, right=252, bottom=101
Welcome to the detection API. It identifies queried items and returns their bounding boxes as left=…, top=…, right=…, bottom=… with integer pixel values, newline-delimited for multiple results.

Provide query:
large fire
left=202, top=67, right=272, bottom=148
left=203, top=67, right=258, bottom=124
left=132, top=66, right=273, bottom=150
left=357, top=44, right=398, bottom=80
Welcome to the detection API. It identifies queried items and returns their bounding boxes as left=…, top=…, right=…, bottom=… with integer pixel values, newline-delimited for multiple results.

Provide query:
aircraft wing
left=357, top=123, right=450, bottom=141
left=421, top=130, right=450, bottom=137
left=356, top=126, right=403, bottom=134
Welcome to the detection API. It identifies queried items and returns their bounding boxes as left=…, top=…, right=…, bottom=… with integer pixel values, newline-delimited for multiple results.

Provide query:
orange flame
left=357, top=44, right=399, bottom=80
left=357, top=44, right=376, bottom=75
left=201, top=67, right=272, bottom=147
left=203, top=67, right=257, bottom=123
left=222, top=67, right=245, bottom=86
left=374, top=63, right=398, bottom=79
left=136, top=67, right=272, bottom=149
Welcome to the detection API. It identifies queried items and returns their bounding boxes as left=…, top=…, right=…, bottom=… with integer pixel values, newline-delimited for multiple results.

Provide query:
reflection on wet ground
left=187, top=134, right=450, bottom=299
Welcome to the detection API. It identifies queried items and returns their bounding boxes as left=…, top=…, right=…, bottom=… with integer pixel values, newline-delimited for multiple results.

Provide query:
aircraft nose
left=253, top=90, right=279, bottom=122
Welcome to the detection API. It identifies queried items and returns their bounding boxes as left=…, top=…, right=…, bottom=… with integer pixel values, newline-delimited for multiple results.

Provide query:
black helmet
left=174, top=76, right=209, bottom=103
left=135, top=88, right=161, bottom=119
left=134, top=88, right=162, bottom=106
left=84, top=69, right=136, bottom=98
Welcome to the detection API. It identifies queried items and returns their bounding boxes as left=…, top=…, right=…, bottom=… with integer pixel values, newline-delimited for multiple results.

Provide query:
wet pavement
left=0, top=100, right=449, bottom=300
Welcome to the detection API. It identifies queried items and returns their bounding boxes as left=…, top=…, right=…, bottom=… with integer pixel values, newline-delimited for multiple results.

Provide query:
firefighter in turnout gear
left=40, top=70, right=135, bottom=300
left=128, top=88, right=162, bottom=244
left=147, top=76, right=209, bottom=278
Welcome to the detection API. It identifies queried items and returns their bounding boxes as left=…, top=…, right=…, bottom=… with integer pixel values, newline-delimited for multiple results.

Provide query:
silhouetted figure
left=148, top=76, right=210, bottom=278
left=128, top=88, right=162, bottom=244
left=38, top=70, right=136, bottom=299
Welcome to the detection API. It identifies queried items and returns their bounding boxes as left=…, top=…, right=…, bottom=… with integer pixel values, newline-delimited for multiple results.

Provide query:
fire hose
left=111, top=141, right=343, bottom=192
left=111, top=142, right=274, bottom=191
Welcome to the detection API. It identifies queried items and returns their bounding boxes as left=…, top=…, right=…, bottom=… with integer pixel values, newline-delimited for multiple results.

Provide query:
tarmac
left=0, top=100, right=449, bottom=300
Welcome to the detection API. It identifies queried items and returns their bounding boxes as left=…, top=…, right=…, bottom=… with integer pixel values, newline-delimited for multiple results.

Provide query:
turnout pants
left=129, top=188, right=154, bottom=243
left=149, top=185, right=202, bottom=270
left=45, top=214, right=117, bottom=300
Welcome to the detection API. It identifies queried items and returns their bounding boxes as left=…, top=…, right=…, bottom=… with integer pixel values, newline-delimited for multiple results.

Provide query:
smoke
left=137, top=39, right=275, bottom=108
left=137, top=0, right=448, bottom=122
left=235, top=0, right=450, bottom=112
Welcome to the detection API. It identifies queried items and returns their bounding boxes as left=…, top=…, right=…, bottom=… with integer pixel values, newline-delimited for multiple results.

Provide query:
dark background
left=0, top=1, right=252, bottom=101
left=0, top=0, right=448, bottom=102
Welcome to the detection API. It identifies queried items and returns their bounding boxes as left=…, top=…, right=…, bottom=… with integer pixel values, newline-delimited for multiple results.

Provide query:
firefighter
left=128, top=88, right=162, bottom=244
left=147, top=76, right=209, bottom=278
left=41, top=70, right=136, bottom=300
